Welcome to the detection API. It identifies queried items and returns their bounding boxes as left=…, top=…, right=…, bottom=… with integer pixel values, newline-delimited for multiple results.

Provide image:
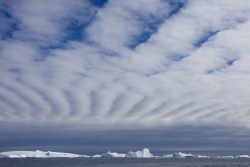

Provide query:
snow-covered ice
left=172, top=152, right=195, bottom=158
left=1, top=149, right=249, bottom=158
left=162, top=154, right=173, bottom=158
left=79, top=155, right=91, bottom=157
left=0, top=150, right=81, bottom=158
left=236, top=155, right=250, bottom=158
left=196, top=155, right=209, bottom=158
left=35, top=150, right=80, bottom=158
left=125, top=148, right=153, bottom=158
left=101, top=151, right=126, bottom=157
left=0, top=151, right=36, bottom=158
left=216, top=156, right=234, bottom=159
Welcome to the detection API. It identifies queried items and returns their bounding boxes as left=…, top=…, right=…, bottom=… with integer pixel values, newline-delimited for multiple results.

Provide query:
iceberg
left=196, top=155, right=209, bottom=158
left=80, top=155, right=90, bottom=157
left=236, top=155, right=250, bottom=158
left=8, top=154, right=27, bottom=158
left=0, top=151, right=36, bottom=158
left=0, top=150, right=81, bottom=158
left=125, top=148, right=153, bottom=158
left=2, top=149, right=249, bottom=159
left=162, top=154, right=173, bottom=158
left=215, top=156, right=234, bottom=158
left=172, top=152, right=195, bottom=158
left=36, top=150, right=80, bottom=158
left=101, top=151, right=126, bottom=157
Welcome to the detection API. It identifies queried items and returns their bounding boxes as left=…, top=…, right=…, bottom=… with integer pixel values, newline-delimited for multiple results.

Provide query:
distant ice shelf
left=0, top=150, right=81, bottom=158
left=0, top=148, right=249, bottom=159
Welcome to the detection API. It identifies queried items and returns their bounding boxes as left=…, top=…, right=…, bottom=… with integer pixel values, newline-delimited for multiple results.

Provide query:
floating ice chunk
left=125, top=148, right=153, bottom=158
left=236, top=155, right=250, bottom=158
left=216, top=156, right=234, bottom=158
left=197, top=155, right=209, bottom=158
left=80, top=155, right=90, bottom=157
left=101, top=151, right=126, bottom=157
left=162, top=154, right=173, bottom=158
left=92, top=154, right=102, bottom=157
left=172, top=152, right=195, bottom=158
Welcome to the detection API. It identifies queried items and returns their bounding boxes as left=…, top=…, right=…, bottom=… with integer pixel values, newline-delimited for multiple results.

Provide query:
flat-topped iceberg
left=101, top=151, right=126, bottom=157
left=125, top=148, right=153, bottom=158
left=0, top=151, right=36, bottom=158
left=35, top=150, right=80, bottom=158
left=0, top=150, right=81, bottom=158
left=163, top=152, right=207, bottom=158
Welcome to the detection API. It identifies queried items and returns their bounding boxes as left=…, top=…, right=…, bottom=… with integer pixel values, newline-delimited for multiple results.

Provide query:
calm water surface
left=1, top=158, right=250, bottom=167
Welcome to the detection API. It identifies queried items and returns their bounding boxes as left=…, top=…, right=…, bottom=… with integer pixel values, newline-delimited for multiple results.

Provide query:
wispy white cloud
left=6, top=0, right=96, bottom=46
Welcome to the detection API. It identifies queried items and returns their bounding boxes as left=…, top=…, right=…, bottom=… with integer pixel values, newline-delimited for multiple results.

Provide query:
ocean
left=1, top=157, right=250, bottom=167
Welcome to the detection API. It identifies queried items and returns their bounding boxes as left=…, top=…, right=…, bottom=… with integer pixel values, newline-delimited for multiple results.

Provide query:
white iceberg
left=37, top=150, right=80, bottom=158
left=216, top=156, right=234, bottom=158
left=125, top=148, right=153, bottom=158
left=172, top=152, right=195, bottom=158
left=101, top=151, right=126, bottom=157
left=92, top=154, right=101, bottom=157
left=236, top=155, right=250, bottom=158
left=196, top=155, right=209, bottom=158
left=80, top=155, right=90, bottom=157
left=0, top=150, right=81, bottom=158
left=162, top=154, right=173, bottom=158
left=0, top=151, right=36, bottom=158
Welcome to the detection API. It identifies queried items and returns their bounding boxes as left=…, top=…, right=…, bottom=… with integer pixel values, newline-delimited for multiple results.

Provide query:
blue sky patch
left=168, top=0, right=187, bottom=17
left=89, top=0, right=108, bottom=7
left=194, top=31, right=219, bottom=47
left=227, top=58, right=238, bottom=66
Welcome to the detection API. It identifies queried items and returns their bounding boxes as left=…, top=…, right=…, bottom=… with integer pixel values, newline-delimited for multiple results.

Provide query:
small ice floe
left=162, top=154, right=173, bottom=158
left=216, top=156, right=234, bottom=159
left=196, top=155, right=209, bottom=158
left=92, top=154, right=102, bottom=157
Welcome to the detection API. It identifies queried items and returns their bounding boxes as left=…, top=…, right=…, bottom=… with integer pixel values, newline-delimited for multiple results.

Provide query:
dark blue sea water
left=1, top=158, right=250, bottom=167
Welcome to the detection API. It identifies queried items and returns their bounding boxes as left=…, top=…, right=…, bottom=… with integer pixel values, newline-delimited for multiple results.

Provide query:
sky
left=0, top=0, right=250, bottom=156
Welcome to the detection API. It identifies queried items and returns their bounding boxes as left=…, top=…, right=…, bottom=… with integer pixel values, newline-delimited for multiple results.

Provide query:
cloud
left=1, top=0, right=250, bottom=154
left=5, top=0, right=96, bottom=46
left=1, top=122, right=250, bottom=156
left=86, top=0, right=171, bottom=51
